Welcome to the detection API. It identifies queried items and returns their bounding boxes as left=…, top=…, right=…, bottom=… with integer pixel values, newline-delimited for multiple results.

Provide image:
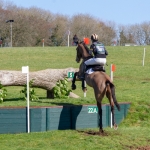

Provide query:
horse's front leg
left=111, top=106, right=118, bottom=130
left=97, top=101, right=104, bottom=133
left=71, top=72, right=77, bottom=90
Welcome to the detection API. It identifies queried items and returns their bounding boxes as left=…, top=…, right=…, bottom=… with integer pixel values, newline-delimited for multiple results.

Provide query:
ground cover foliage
left=0, top=46, right=150, bottom=149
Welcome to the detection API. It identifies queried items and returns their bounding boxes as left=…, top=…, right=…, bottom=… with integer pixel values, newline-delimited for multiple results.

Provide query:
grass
left=0, top=127, right=150, bottom=150
left=0, top=46, right=150, bottom=149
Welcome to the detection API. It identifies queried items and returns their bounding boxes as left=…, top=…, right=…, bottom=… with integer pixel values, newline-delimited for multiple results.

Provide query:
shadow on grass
left=3, top=97, right=25, bottom=102
left=37, top=100, right=82, bottom=107
left=3, top=97, right=47, bottom=102
left=35, top=96, right=83, bottom=106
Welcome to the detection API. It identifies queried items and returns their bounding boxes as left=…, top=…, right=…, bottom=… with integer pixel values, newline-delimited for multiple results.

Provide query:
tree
left=119, top=30, right=127, bottom=46
left=2, top=0, right=150, bottom=47
left=49, top=14, right=69, bottom=46
left=70, top=14, right=116, bottom=46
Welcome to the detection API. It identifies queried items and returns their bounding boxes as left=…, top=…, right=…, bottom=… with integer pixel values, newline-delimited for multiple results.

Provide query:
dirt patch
left=77, top=129, right=122, bottom=137
left=77, top=130, right=112, bottom=136
left=77, top=130, right=150, bottom=150
left=131, top=146, right=150, bottom=150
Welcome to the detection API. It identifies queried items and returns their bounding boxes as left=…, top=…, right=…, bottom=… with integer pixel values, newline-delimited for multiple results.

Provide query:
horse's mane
left=80, top=41, right=93, bottom=57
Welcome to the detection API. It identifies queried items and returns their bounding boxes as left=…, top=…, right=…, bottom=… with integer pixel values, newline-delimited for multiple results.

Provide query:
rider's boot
left=80, top=63, right=87, bottom=90
left=80, top=63, right=86, bottom=79
left=78, top=63, right=86, bottom=79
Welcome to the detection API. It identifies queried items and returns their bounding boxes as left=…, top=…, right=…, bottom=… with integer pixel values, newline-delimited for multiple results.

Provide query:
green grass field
left=0, top=46, right=150, bottom=149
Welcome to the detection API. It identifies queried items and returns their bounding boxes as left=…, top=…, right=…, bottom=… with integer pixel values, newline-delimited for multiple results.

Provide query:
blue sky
left=7, top=0, right=150, bottom=25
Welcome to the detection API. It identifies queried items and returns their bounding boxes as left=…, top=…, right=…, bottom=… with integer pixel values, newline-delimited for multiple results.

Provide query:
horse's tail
left=106, top=81, right=120, bottom=111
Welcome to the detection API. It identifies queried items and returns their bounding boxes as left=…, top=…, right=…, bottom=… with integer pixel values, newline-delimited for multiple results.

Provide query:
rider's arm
left=89, top=50, right=93, bottom=56
left=91, top=44, right=97, bottom=56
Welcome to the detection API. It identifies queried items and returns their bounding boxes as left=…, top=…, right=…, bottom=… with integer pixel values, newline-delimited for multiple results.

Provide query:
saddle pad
left=85, top=68, right=94, bottom=74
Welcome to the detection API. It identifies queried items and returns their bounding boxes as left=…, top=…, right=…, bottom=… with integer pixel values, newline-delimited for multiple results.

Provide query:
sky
left=6, top=0, right=150, bottom=25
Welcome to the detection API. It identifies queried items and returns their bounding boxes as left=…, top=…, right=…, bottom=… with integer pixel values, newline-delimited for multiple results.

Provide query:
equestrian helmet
left=91, top=34, right=98, bottom=41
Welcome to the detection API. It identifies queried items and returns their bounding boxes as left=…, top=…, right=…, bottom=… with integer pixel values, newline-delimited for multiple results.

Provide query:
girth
left=86, top=65, right=105, bottom=72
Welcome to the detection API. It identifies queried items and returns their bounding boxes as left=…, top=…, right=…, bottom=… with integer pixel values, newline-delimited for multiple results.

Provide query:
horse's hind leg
left=97, top=101, right=104, bottom=133
left=106, top=83, right=118, bottom=130
left=111, top=106, right=118, bottom=130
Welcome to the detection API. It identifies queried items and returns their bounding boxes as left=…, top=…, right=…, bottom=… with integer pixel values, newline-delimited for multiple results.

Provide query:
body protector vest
left=92, top=42, right=106, bottom=58
left=94, top=42, right=105, bottom=54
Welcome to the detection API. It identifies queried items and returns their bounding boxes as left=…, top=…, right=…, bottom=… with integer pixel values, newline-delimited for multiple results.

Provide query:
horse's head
left=75, top=41, right=91, bottom=63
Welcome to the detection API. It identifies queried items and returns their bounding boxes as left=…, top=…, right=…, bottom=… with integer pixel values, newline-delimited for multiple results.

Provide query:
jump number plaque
left=88, top=106, right=98, bottom=113
left=68, top=72, right=74, bottom=78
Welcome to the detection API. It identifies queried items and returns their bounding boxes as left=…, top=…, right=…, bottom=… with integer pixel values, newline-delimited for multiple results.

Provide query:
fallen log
left=0, top=68, right=79, bottom=98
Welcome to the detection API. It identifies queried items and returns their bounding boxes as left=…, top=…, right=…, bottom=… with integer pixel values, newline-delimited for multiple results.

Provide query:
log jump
left=0, top=67, right=78, bottom=91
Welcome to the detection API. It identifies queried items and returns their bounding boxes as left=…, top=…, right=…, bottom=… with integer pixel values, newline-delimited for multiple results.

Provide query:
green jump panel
left=102, top=105, right=109, bottom=128
left=114, top=103, right=130, bottom=125
left=30, top=108, right=46, bottom=132
left=46, top=106, right=71, bottom=130
left=71, top=105, right=99, bottom=129
left=107, top=103, right=131, bottom=126
left=0, top=103, right=130, bottom=134
left=114, top=104, right=125, bottom=125
left=124, top=104, right=130, bottom=117
left=0, top=108, right=26, bottom=134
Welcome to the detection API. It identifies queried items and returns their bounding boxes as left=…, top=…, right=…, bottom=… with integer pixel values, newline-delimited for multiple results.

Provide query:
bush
left=53, top=78, right=72, bottom=99
left=0, top=83, right=7, bottom=103
left=20, top=80, right=39, bottom=101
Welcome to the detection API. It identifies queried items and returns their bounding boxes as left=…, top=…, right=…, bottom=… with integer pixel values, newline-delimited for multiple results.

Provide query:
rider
left=79, top=34, right=108, bottom=90
left=84, top=33, right=108, bottom=68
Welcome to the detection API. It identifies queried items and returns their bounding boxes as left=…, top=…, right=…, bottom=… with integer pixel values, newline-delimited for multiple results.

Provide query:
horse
left=72, top=41, right=120, bottom=133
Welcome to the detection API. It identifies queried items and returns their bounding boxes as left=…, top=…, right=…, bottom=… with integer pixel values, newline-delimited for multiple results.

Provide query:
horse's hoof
left=113, top=124, right=118, bottom=130
left=72, top=84, right=76, bottom=90
left=99, top=128, right=104, bottom=133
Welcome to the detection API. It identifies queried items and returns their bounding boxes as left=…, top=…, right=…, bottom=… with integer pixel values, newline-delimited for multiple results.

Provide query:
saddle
left=86, top=65, right=105, bottom=72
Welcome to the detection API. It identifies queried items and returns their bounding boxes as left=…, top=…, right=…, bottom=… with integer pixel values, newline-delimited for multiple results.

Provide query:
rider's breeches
left=84, top=58, right=106, bottom=66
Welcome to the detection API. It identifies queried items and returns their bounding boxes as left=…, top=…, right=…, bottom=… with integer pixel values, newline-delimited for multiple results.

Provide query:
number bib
left=96, top=45, right=105, bottom=54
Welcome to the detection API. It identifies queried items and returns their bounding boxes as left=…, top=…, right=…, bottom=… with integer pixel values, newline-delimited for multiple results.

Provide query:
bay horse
left=72, top=42, right=120, bottom=133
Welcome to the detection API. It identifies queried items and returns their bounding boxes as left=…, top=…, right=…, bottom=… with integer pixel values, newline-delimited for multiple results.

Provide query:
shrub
left=0, top=83, right=7, bottom=103
left=53, top=78, right=72, bottom=99
left=20, top=80, right=39, bottom=101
